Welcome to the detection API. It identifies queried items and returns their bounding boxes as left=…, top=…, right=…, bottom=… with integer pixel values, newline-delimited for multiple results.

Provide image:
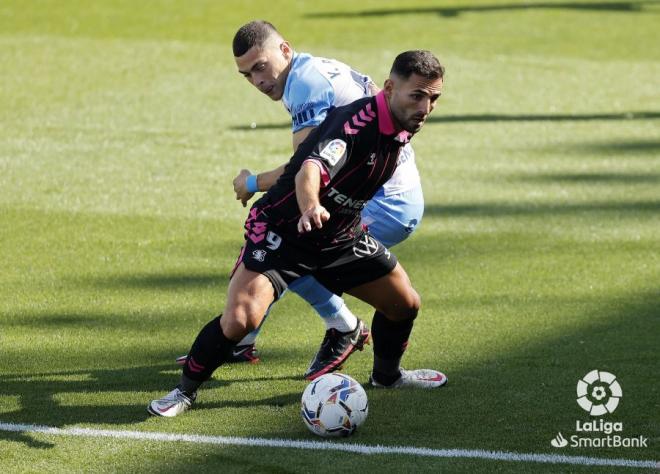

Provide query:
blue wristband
left=246, top=175, right=259, bottom=193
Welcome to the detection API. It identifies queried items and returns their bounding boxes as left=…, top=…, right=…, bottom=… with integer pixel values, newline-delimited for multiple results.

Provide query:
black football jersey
left=251, top=91, right=412, bottom=251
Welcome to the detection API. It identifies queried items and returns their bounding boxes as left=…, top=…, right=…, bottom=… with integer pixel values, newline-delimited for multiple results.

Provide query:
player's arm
left=295, top=161, right=330, bottom=233
left=233, top=72, right=333, bottom=206
left=232, top=127, right=317, bottom=206
left=232, top=164, right=287, bottom=207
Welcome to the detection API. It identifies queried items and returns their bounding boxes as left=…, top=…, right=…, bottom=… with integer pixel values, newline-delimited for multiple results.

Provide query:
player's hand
left=233, top=169, right=254, bottom=207
left=297, top=205, right=330, bottom=233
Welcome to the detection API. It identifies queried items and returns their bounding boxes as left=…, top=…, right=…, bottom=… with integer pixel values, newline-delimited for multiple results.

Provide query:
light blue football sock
left=289, top=275, right=358, bottom=332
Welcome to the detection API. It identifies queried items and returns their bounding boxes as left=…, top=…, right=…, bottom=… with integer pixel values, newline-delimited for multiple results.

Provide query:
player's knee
left=389, top=288, right=420, bottom=321
left=222, top=301, right=264, bottom=339
left=403, top=289, right=421, bottom=319
left=238, top=301, right=264, bottom=331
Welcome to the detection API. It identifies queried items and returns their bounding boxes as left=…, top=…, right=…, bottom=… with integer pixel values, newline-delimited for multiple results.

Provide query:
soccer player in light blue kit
left=229, top=21, right=424, bottom=379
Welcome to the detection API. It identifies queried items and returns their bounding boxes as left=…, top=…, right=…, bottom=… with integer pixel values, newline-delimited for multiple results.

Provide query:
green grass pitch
left=1, top=0, right=659, bottom=472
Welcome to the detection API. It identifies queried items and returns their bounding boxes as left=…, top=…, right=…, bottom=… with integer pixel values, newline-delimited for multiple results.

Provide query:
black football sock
left=371, top=311, right=415, bottom=385
left=179, top=314, right=237, bottom=394
left=179, top=375, right=203, bottom=396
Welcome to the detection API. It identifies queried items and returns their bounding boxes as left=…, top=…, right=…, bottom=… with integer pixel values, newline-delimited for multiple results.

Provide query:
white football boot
left=370, top=368, right=448, bottom=389
left=147, top=388, right=196, bottom=417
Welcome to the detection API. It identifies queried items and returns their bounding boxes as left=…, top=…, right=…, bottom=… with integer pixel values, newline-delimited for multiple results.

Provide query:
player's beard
left=394, top=109, right=426, bottom=133
left=405, top=114, right=426, bottom=133
left=390, top=101, right=426, bottom=133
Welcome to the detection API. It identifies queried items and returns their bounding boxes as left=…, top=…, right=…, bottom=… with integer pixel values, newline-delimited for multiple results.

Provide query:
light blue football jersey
left=282, top=52, right=372, bottom=133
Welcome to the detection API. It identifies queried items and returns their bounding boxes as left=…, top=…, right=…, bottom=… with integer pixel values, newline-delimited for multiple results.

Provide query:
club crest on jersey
left=252, top=249, right=267, bottom=262
left=319, top=139, right=347, bottom=166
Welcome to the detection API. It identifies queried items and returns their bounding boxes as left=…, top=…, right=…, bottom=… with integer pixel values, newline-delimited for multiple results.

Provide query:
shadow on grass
left=410, top=291, right=659, bottom=452
left=0, top=311, right=200, bottom=331
left=6, top=289, right=655, bottom=464
left=2, top=209, right=658, bottom=462
left=427, top=111, right=660, bottom=124
left=231, top=122, right=292, bottom=131
left=514, top=172, right=660, bottom=184
left=0, top=361, right=306, bottom=449
left=1, top=289, right=658, bottom=464
left=0, top=364, right=183, bottom=429
left=393, top=236, right=658, bottom=457
left=425, top=200, right=660, bottom=218
left=230, top=111, right=660, bottom=131
left=306, top=1, right=654, bottom=18
left=87, top=272, right=230, bottom=290
left=569, top=139, right=660, bottom=155
left=0, top=431, right=55, bottom=449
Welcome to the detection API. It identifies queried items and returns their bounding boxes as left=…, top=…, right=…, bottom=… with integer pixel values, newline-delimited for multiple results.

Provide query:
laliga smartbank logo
left=576, top=369, right=621, bottom=415
left=550, top=370, right=649, bottom=449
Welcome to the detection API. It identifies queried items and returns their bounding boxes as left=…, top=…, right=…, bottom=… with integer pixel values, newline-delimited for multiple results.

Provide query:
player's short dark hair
left=390, top=50, right=444, bottom=80
left=233, top=20, right=280, bottom=57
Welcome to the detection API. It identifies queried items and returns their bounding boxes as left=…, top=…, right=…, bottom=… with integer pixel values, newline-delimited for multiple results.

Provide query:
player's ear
left=383, top=78, right=395, bottom=99
left=280, top=41, right=292, bottom=59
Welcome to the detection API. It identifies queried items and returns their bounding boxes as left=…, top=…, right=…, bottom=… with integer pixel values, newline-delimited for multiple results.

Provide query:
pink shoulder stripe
left=358, top=109, right=373, bottom=122
left=344, top=121, right=359, bottom=135
left=352, top=114, right=366, bottom=127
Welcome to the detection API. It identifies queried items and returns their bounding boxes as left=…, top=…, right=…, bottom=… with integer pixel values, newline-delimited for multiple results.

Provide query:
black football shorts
left=233, top=221, right=397, bottom=298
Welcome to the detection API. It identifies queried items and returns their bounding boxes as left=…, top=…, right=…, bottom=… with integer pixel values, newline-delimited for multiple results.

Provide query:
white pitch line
left=0, top=421, right=657, bottom=469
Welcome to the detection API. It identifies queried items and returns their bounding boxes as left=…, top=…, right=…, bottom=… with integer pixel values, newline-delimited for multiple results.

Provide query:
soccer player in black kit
left=149, top=50, right=447, bottom=417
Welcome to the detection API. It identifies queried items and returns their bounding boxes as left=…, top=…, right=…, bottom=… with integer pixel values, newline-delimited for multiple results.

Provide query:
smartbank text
left=571, top=421, right=648, bottom=448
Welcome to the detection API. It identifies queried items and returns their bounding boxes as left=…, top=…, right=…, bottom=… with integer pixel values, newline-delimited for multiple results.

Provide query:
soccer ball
left=300, top=373, right=368, bottom=437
